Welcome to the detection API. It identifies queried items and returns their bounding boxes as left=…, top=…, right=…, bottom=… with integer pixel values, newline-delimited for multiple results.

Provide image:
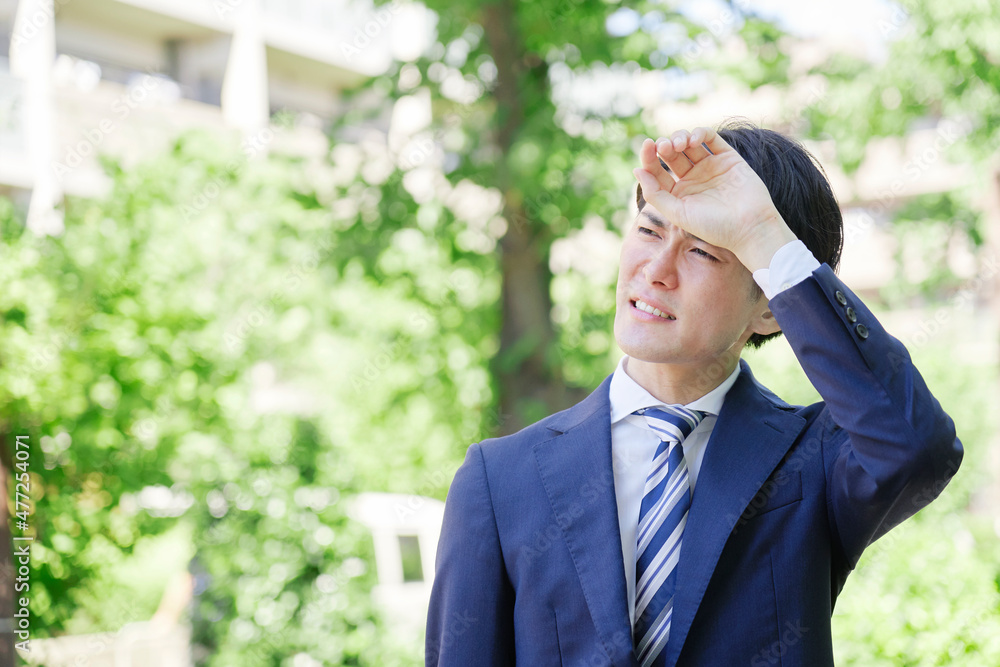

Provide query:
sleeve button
left=855, top=323, right=869, bottom=339
left=845, top=307, right=857, bottom=323
left=835, top=290, right=847, bottom=305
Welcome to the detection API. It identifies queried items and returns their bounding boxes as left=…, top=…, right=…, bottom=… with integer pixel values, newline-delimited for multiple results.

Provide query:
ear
left=751, top=307, right=782, bottom=336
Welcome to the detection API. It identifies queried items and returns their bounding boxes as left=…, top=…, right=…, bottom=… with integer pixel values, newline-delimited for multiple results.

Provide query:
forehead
left=631, top=209, right=752, bottom=280
left=636, top=209, right=707, bottom=245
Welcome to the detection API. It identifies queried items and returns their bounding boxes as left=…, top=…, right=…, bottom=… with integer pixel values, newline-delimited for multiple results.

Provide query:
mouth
left=632, top=299, right=675, bottom=320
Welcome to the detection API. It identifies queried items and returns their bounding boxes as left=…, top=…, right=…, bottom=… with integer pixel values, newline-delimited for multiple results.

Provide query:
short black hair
left=635, top=119, right=844, bottom=349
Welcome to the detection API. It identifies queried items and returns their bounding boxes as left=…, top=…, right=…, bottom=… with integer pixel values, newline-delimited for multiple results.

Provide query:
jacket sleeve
left=426, top=442, right=515, bottom=666
left=768, top=264, right=963, bottom=566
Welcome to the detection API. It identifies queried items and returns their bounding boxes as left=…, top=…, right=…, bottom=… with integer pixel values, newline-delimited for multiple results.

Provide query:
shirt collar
left=609, top=354, right=741, bottom=424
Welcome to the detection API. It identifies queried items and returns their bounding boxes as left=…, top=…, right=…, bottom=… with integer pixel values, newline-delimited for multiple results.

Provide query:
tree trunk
left=481, top=1, right=578, bottom=434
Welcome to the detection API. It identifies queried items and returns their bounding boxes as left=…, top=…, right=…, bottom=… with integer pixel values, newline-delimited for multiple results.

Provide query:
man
left=425, top=122, right=962, bottom=666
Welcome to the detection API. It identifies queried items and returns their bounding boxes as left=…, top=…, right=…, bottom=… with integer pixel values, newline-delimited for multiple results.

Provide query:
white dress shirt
left=608, top=239, right=819, bottom=626
left=752, top=239, right=820, bottom=300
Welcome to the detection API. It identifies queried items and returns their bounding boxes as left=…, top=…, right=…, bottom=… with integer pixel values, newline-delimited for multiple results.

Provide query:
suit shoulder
left=477, top=407, right=573, bottom=456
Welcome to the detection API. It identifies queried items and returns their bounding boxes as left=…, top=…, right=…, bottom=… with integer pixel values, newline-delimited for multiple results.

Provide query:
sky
left=752, top=0, right=904, bottom=59
left=604, top=0, right=907, bottom=63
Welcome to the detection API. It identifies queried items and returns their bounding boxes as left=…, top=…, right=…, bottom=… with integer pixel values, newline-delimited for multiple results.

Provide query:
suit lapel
left=533, top=375, right=637, bottom=667
left=664, top=360, right=807, bottom=666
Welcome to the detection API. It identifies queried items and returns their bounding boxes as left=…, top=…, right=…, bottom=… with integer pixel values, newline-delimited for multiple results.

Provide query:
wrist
left=734, top=214, right=798, bottom=274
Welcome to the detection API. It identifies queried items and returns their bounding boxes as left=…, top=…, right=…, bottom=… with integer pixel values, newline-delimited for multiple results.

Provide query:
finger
left=633, top=168, right=679, bottom=220
left=681, top=127, right=712, bottom=163
left=657, top=133, right=693, bottom=178
left=670, top=129, right=691, bottom=153
left=640, top=138, right=678, bottom=191
left=640, top=138, right=668, bottom=174
left=695, top=126, right=735, bottom=157
left=633, top=166, right=674, bottom=200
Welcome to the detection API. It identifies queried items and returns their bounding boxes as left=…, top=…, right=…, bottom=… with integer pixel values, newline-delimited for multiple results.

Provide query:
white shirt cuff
left=752, top=240, right=821, bottom=300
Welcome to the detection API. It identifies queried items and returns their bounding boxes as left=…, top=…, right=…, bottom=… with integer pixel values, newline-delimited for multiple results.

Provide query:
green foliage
left=806, top=0, right=1000, bottom=165
left=3, top=1, right=996, bottom=664
left=874, top=191, right=984, bottom=303
left=801, top=0, right=999, bottom=295
left=0, top=127, right=499, bottom=663
left=727, top=18, right=791, bottom=90
left=338, top=0, right=800, bottom=431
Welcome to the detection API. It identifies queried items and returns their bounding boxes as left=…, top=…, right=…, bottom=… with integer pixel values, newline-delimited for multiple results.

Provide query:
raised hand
left=633, top=127, right=797, bottom=273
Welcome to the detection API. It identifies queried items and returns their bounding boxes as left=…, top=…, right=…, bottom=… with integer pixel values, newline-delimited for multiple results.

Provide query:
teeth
left=635, top=299, right=674, bottom=320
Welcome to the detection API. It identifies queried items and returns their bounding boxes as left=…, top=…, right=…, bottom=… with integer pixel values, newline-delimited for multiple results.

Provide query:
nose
left=642, top=242, right=680, bottom=289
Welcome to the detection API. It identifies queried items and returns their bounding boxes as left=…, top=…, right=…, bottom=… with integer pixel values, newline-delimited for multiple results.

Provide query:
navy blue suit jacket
left=426, top=266, right=962, bottom=666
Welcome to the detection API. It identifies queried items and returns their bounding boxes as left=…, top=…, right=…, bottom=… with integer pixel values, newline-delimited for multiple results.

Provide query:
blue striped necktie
left=632, top=405, right=706, bottom=667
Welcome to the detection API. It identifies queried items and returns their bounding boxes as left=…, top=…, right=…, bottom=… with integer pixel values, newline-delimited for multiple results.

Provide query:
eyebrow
left=639, top=210, right=708, bottom=244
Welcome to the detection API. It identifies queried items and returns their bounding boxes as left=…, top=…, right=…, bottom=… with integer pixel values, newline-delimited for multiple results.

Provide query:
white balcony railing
left=0, top=69, right=26, bottom=155
left=23, top=622, right=191, bottom=667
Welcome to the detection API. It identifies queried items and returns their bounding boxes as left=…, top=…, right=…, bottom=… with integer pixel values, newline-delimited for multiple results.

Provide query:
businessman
left=426, top=122, right=962, bottom=666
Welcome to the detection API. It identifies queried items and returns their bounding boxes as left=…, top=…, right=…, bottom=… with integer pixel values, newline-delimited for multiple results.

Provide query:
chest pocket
left=738, top=470, right=802, bottom=526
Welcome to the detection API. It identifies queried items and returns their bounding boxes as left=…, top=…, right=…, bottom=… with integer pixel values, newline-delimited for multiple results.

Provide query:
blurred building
left=348, top=492, right=447, bottom=638
left=0, top=0, right=422, bottom=233
left=0, top=0, right=435, bottom=657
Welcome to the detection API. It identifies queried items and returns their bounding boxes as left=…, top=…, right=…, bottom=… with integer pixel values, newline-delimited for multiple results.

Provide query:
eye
left=691, top=247, right=718, bottom=261
left=638, top=226, right=660, bottom=237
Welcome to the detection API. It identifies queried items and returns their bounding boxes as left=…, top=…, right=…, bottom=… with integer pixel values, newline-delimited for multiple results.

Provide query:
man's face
left=613, top=207, right=771, bottom=371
